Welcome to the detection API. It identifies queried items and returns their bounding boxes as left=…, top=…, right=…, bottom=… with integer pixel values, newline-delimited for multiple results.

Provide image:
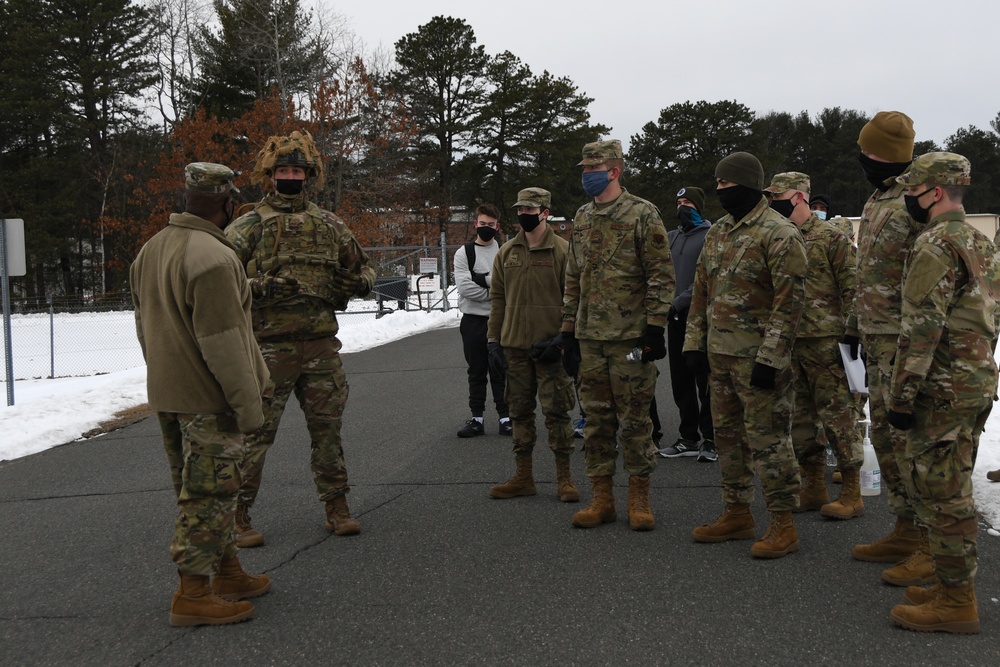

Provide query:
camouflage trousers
left=239, top=337, right=350, bottom=507
left=158, top=411, right=243, bottom=576
left=862, top=333, right=913, bottom=519
left=791, top=337, right=863, bottom=469
left=708, top=354, right=800, bottom=511
left=504, top=347, right=575, bottom=458
left=902, top=396, right=990, bottom=587
left=578, top=338, right=658, bottom=477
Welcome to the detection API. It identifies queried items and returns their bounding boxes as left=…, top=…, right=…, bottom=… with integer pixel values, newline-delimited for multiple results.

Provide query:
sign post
left=1, top=218, right=26, bottom=406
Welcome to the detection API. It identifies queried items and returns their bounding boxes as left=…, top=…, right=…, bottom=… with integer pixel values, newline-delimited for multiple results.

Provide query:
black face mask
left=476, top=226, right=497, bottom=242
left=517, top=212, right=542, bottom=233
left=903, top=188, right=936, bottom=225
left=717, top=185, right=762, bottom=221
left=769, top=196, right=796, bottom=219
left=275, top=178, right=305, bottom=195
left=858, top=152, right=910, bottom=191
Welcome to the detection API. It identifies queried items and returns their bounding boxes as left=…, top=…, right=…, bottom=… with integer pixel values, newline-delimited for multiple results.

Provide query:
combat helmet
left=251, top=130, right=325, bottom=188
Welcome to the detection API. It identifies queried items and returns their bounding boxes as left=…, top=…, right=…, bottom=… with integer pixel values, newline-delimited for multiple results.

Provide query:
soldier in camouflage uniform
left=886, top=153, right=999, bottom=634
left=764, top=172, right=864, bottom=520
left=684, top=152, right=807, bottom=559
left=225, top=131, right=376, bottom=543
left=487, top=187, right=578, bottom=503
left=560, top=139, right=674, bottom=532
left=847, top=112, right=928, bottom=580
left=131, top=163, right=271, bottom=626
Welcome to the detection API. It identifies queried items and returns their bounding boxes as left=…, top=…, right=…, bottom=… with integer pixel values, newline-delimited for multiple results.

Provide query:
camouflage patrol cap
left=513, top=187, right=551, bottom=210
left=896, top=152, right=971, bottom=187
left=578, top=139, right=623, bottom=166
left=764, top=172, right=811, bottom=196
left=184, top=162, right=239, bottom=194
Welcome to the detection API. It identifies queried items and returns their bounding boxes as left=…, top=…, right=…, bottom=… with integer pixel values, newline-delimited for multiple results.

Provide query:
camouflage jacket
left=849, top=178, right=922, bottom=336
left=225, top=194, right=375, bottom=340
left=796, top=213, right=856, bottom=339
left=890, top=209, right=1000, bottom=409
left=563, top=190, right=674, bottom=340
left=683, top=196, right=807, bottom=369
left=488, top=225, right=568, bottom=350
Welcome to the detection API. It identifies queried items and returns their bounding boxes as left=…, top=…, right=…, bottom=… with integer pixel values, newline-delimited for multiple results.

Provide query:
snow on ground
left=0, top=307, right=458, bottom=462
left=1, top=305, right=999, bottom=533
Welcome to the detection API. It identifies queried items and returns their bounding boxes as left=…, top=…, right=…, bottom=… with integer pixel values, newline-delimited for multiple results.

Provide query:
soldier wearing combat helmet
left=885, top=152, right=999, bottom=634
left=225, top=130, right=375, bottom=544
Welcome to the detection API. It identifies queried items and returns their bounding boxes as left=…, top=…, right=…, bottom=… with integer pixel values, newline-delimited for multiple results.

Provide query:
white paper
left=839, top=342, right=868, bottom=394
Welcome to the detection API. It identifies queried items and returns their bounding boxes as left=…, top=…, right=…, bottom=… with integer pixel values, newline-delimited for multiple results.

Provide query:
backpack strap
left=464, top=241, right=477, bottom=274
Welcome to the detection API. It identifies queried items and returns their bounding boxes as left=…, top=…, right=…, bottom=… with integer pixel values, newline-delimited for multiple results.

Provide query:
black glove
left=331, top=270, right=365, bottom=298
left=471, top=272, right=489, bottom=290
left=840, top=334, right=861, bottom=361
left=249, top=273, right=299, bottom=300
left=556, top=331, right=581, bottom=378
left=639, top=325, right=667, bottom=362
left=684, top=350, right=710, bottom=375
left=749, top=362, right=777, bottom=390
left=488, top=341, right=507, bottom=375
left=887, top=409, right=917, bottom=431
left=530, top=336, right=562, bottom=364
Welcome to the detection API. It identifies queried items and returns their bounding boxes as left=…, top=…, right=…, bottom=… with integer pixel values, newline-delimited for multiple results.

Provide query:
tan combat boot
left=904, top=583, right=941, bottom=606
left=169, top=572, right=254, bottom=627
left=627, top=475, right=655, bottom=531
left=832, top=467, right=843, bottom=484
left=750, top=510, right=800, bottom=558
left=324, top=495, right=361, bottom=536
left=554, top=455, right=579, bottom=503
left=851, top=517, right=921, bottom=562
left=882, top=528, right=936, bottom=586
left=211, top=556, right=272, bottom=601
left=571, top=476, right=616, bottom=528
left=795, top=464, right=829, bottom=512
left=490, top=456, right=536, bottom=499
left=692, top=503, right=755, bottom=543
left=890, top=584, right=980, bottom=634
left=234, top=505, right=265, bottom=548
left=819, top=467, right=864, bottom=520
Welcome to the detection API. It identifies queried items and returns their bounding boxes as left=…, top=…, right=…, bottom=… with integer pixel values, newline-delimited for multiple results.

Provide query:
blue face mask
left=813, top=210, right=827, bottom=220
left=582, top=170, right=610, bottom=197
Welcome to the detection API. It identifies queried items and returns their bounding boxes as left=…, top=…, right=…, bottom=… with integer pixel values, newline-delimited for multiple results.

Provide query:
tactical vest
left=247, top=201, right=349, bottom=311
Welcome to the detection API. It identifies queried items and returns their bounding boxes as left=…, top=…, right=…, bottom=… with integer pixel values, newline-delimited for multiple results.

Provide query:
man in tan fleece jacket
left=131, top=162, right=271, bottom=627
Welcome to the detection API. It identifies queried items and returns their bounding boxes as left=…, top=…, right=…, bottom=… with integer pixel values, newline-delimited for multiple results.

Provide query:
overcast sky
left=332, top=0, right=999, bottom=153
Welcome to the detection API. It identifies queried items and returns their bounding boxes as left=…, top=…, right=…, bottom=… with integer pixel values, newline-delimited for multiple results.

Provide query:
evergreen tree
left=392, top=16, right=488, bottom=228
left=629, top=100, right=754, bottom=221
left=191, top=0, right=326, bottom=119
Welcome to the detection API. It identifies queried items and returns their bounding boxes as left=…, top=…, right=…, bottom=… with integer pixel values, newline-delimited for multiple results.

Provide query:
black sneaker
left=457, top=419, right=485, bottom=438
left=498, top=419, right=513, bottom=436
left=697, top=439, right=718, bottom=463
left=657, top=438, right=699, bottom=458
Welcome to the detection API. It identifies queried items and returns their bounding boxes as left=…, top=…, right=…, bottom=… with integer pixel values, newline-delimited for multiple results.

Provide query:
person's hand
left=471, top=272, right=489, bottom=290
left=556, top=331, right=581, bottom=378
left=749, top=362, right=777, bottom=390
left=684, top=350, right=709, bottom=374
left=639, top=325, right=667, bottom=362
left=888, top=409, right=917, bottom=431
left=530, top=336, right=562, bottom=364
left=840, top=334, right=861, bottom=360
left=249, top=273, right=299, bottom=299
left=488, top=342, right=507, bottom=375
left=331, top=270, right=364, bottom=297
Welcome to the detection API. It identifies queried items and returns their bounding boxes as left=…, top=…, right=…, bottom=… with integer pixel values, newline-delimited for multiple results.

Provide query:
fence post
left=49, top=300, right=55, bottom=379
left=440, top=231, right=450, bottom=312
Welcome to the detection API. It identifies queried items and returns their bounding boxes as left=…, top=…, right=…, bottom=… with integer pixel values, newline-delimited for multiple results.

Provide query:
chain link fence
left=1, top=244, right=461, bottom=381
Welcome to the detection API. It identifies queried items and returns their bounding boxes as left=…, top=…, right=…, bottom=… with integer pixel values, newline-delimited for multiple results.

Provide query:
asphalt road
left=1, top=327, right=998, bottom=666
